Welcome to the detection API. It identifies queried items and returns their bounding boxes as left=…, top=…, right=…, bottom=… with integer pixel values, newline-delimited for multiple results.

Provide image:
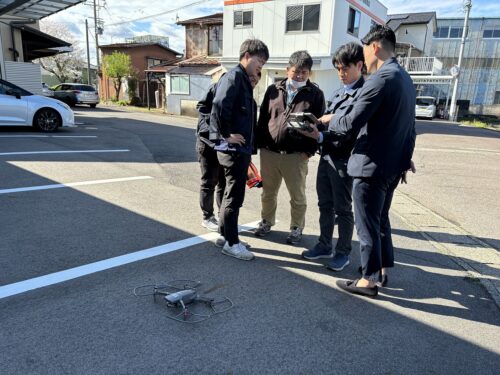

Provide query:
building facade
left=221, top=0, right=387, bottom=102
left=431, top=17, right=500, bottom=115
left=99, top=42, right=181, bottom=104
left=162, top=13, right=224, bottom=116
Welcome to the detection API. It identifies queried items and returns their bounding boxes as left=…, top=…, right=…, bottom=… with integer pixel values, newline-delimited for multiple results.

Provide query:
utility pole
left=449, top=0, right=472, bottom=122
left=85, top=19, right=91, bottom=85
left=93, top=0, right=100, bottom=70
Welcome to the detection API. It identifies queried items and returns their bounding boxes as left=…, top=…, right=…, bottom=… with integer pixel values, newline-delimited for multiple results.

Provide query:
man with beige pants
left=255, top=50, right=325, bottom=244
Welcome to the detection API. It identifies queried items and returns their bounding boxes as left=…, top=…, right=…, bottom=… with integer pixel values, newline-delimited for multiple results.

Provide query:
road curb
left=392, top=191, right=500, bottom=309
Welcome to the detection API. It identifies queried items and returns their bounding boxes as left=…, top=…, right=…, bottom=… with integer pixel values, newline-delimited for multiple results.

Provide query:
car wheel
left=33, top=108, right=61, bottom=132
left=90, top=104, right=97, bottom=108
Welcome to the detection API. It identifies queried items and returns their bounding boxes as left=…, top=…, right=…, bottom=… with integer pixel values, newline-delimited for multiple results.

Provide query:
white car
left=415, top=96, right=437, bottom=119
left=0, top=78, right=74, bottom=132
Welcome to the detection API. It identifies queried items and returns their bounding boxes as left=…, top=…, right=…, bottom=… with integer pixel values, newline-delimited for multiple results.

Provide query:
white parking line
left=0, top=176, right=153, bottom=194
left=0, top=221, right=260, bottom=299
left=0, top=149, right=129, bottom=156
left=0, top=135, right=97, bottom=138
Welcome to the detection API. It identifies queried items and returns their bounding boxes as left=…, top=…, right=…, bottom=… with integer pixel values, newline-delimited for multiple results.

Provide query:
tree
left=37, top=21, right=85, bottom=83
left=102, top=52, right=133, bottom=101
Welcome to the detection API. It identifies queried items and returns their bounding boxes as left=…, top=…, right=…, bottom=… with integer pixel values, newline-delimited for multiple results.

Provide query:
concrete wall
left=166, top=74, right=212, bottom=115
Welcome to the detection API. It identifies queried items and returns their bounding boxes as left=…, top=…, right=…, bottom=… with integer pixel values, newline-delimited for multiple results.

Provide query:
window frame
left=170, top=74, right=190, bottom=95
left=234, top=10, right=253, bottom=28
left=449, top=27, right=463, bottom=39
left=347, top=7, right=361, bottom=37
left=483, top=28, right=500, bottom=39
left=285, top=3, right=321, bottom=33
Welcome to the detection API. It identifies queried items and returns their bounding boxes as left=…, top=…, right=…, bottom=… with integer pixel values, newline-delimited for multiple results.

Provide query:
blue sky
left=45, top=0, right=499, bottom=64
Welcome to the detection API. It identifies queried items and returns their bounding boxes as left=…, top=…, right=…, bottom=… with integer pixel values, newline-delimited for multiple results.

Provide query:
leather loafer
left=336, top=279, right=378, bottom=297
left=377, top=274, right=388, bottom=287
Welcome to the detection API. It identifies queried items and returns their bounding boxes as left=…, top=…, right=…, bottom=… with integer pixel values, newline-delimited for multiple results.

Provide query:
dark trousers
left=316, top=157, right=354, bottom=255
left=353, top=174, right=400, bottom=282
left=217, top=151, right=251, bottom=246
left=197, top=139, right=225, bottom=220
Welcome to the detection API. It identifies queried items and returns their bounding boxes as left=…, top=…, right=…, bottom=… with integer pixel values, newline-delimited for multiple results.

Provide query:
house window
left=449, top=27, right=463, bottom=38
left=361, top=0, right=370, bottom=5
left=170, top=75, right=189, bottom=95
left=234, top=10, right=252, bottom=28
left=347, top=7, right=361, bottom=37
left=286, top=4, right=321, bottom=32
left=494, top=91, right=500, bottom=105
left=434, top=26, right=449, bottom=38
left=483, top=29, right=500, bottom=38
left=208, top=25, right=223, bottom=56
left=147, top=58, right=164, bottom=68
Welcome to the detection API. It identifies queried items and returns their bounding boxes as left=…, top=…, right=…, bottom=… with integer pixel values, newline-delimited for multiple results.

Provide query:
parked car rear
left=415, top=96, right=436, bottom=120
left=52, top=83, right=99, bottom=108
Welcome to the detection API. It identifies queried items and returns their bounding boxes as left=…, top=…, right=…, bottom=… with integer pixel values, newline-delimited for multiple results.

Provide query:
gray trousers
left=316, top=157, right=354, bottom=255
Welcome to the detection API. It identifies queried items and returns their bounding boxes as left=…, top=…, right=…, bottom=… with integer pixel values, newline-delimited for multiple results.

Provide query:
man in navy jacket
left=302, top=25, right=416, bottom=296
left=301, top=42, right=365, bottom=272
left=210, top=38, right=269, bottom=261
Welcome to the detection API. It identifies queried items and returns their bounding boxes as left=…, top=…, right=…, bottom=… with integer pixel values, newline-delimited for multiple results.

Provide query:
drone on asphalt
left=133, top=280, right=233, bottom=323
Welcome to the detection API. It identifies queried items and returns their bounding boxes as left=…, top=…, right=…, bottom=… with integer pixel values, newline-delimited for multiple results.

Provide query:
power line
left=106, top=0, right=213, bottom=27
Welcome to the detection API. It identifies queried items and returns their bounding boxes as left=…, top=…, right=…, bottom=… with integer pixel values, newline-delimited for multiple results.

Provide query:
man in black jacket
left=254, top=50, right=325, bottom=244
left=210, top=38, right=269, bottom=261
left=301, top=42, right=365, bottom=272
left=302, top=25, right=416, bottom=296
left=196, top=83, right=225, bottom=232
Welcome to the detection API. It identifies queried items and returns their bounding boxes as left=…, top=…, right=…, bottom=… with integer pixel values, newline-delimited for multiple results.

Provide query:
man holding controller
left=300, top=25, right=416, bottom=297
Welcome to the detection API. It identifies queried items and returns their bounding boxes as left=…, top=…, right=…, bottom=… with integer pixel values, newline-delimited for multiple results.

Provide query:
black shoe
left=376, top=275, right=388, bottom=287
left=336, top=279, right=378, bottom=297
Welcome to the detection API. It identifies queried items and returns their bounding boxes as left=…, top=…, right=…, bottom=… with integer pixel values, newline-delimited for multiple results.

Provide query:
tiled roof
left=387, top=12, right=436, bottom=31
left=178, top=55, right=220, bottom=66
left=177, top=12, right=223, bottom=25
left=100, top=42, right=182, bottom=56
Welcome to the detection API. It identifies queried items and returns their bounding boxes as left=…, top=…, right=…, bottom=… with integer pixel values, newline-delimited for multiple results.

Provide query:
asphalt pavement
left=0, top=107, right=498, bottom=374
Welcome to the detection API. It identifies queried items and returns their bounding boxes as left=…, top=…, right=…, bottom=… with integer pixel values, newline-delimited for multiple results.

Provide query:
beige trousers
left=259, top=148, right=309, bottom=229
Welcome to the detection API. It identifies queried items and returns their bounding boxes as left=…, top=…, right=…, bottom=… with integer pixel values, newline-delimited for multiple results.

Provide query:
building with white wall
left=221, top=0, right=387, bottom=102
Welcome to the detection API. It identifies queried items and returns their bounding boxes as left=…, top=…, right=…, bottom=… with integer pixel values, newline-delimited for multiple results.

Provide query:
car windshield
left=416, top=98, right=434, bottom=106
left=0, top=79, right=33, bottom=96
left=76, top=85, right=96, bottom=92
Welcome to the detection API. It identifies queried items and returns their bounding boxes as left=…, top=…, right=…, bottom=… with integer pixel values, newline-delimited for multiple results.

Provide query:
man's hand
left=297, top=123, right=320, bottom=141
left=318, top=114, right=334, bottom=124
left=225, top=134, right=245, bottom=146
left=401, top=160, right=416, bottom=184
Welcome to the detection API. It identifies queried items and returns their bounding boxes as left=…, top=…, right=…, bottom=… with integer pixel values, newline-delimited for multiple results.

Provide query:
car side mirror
left=6, top=89, right=21, bottom=99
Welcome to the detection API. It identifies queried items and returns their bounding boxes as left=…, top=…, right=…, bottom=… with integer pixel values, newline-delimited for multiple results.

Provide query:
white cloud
left=44, top=0, right=223, bottom=63
left=42, top=0, right=498, bottom=65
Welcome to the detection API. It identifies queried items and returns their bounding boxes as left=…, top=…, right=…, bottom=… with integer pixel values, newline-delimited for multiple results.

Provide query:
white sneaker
left=215, top=236, right=250, bottom=248
left=222, top=242, right=254, bottom=260
left=202, top=216, right=219, bottom=232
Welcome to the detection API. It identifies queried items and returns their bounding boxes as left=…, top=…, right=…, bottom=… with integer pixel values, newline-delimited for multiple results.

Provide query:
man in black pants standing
left=196, top=83, right=225, bottom=232
left=302, top=25, right=416, bottom=296
left=301, top=42, right=365, bottom=272
left=211, top=39, right=269, bottom=261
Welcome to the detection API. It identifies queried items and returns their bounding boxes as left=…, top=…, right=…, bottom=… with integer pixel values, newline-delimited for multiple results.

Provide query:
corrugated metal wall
left=4, top=61, right=42, bottom=95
